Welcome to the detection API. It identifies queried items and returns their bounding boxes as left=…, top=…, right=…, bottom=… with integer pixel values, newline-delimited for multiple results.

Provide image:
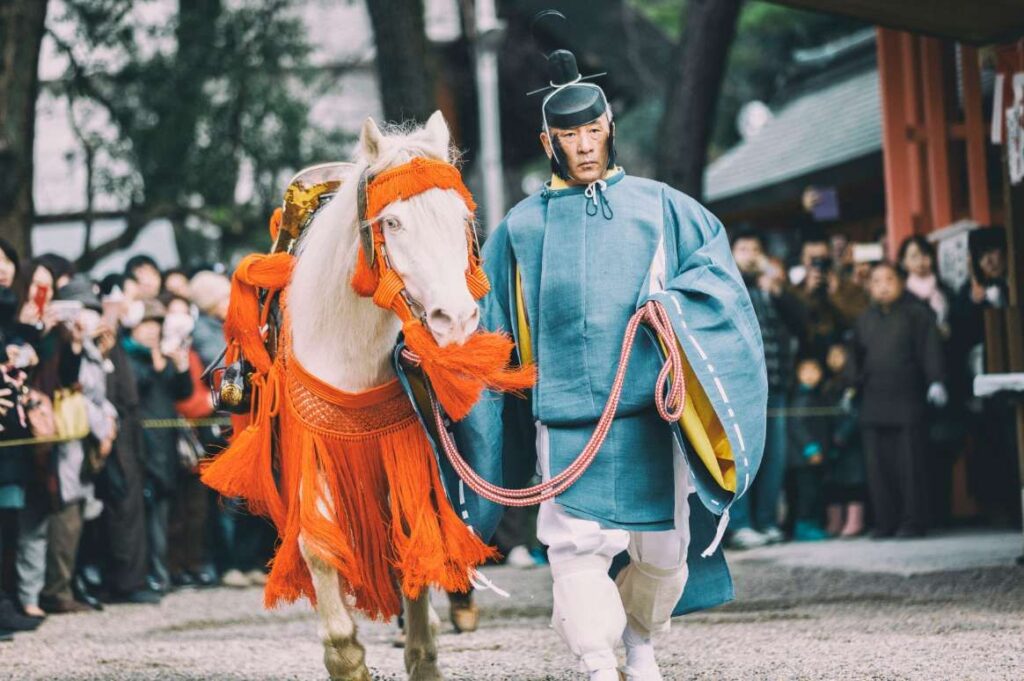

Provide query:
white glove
left=927, top=382, right=948, bottom=408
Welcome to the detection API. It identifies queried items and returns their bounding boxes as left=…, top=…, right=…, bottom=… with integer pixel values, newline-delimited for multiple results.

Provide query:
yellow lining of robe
left=656, top=337, right=737, bottom=493
left=515, top=268, right=533, bottom=366
left=514, top=266, right=735, bottom=494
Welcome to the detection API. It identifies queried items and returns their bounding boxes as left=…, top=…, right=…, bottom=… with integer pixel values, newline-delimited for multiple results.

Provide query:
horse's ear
left=360, top=117, right=384, bottom=162
left=424, top=110, right=450, bottom=161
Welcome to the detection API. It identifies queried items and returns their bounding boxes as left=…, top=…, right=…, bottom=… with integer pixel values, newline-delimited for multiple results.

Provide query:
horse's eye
left=382, top=216, right=402, bottom=232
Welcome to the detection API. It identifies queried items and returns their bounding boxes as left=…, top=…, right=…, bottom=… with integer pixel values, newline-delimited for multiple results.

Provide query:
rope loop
left=428, top=300, right=685, bottom=507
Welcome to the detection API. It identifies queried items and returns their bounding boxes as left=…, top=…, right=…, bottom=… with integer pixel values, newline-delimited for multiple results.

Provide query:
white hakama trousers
left=536, top=423, right=691, bottom=674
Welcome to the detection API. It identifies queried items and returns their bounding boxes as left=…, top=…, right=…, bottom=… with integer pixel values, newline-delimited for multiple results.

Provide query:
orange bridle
left=349, top=157, right=490, bottom=324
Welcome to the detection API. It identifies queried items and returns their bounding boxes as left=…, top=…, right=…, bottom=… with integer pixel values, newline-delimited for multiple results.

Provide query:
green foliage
left=51, top=0, right=349, bottom=261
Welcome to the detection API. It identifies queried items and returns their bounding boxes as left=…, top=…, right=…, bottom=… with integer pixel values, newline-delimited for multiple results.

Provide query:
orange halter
left=349, top=157, right=490, bottom=322
left=347, top=156, right=534, bottom=421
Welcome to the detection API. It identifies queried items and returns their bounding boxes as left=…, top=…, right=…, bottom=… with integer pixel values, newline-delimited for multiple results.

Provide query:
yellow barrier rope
left=0, top=408, right=844, bottom=449
left=0, top=417, right=233, bottom=448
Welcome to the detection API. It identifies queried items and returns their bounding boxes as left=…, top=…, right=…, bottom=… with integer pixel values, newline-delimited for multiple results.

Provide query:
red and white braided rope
left=405, top=300, right=685, bottom=507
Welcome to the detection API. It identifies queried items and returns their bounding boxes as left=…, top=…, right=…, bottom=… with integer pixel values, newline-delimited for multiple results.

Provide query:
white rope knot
left=584, top=178, right=608, bottom=206
left=469, top=568, right=510, bottom=598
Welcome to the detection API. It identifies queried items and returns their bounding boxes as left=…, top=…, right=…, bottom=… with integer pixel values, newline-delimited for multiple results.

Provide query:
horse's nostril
left=428, top=308, right=454, bottom=331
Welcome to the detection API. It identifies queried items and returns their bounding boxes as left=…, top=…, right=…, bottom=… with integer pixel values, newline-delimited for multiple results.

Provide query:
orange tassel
left=224, top=252, right=294, bottom=374
left=268, top=207, right=282, bottom=242
left=350, top=246, right=379, bottom=297
left=403, top=321, right=536, bottom=421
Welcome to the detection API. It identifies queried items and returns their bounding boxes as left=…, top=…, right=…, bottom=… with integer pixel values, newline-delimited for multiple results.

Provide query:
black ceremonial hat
left=542, top=50, right=608, bottom=129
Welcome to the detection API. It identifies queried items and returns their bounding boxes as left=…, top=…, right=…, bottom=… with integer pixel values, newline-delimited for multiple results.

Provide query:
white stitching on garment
left=713, top=376, right=729, bottom=403
left=732, top=422, right=746, bottom=451
left=687, top=334, right=708, bottom=360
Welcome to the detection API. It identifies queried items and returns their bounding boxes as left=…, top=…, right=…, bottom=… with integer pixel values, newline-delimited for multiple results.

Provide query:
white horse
left=286, top=111, right=479, bottom=681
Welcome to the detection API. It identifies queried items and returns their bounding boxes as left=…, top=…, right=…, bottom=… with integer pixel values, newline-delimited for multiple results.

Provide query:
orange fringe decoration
left=365, top=157, right=476, bottom=221
left=203, top=317, right=498, bottom=619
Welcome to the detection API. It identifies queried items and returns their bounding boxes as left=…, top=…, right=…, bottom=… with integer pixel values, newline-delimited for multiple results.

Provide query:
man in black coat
left=850, top=262, right=946, bottom=538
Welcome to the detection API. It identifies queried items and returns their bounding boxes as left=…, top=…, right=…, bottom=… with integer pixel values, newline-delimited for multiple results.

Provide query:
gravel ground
left=3, top=543, right=1023, bottom=680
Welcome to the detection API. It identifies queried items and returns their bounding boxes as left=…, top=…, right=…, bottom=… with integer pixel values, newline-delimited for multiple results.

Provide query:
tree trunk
left=366, top=0, right=436, bottom=124
left=655, top=0, right=743, bottom=200
left=0, top=0, right=49, bottom=258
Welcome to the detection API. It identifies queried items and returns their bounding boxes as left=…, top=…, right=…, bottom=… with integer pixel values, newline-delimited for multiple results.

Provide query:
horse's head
left=358, top=112, right=480, bottom=347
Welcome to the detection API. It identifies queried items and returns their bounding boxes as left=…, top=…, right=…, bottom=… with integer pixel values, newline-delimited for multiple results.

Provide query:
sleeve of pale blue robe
left=648, top=189, right=768, bottom=516
left=448, top=221, right=536, bottom=543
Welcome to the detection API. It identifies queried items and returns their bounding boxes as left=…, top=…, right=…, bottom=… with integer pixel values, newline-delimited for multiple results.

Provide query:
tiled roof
left=705, top=66, right=882, bottom=202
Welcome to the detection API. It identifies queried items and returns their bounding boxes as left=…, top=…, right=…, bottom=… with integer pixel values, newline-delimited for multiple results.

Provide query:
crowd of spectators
left=0, top=245, right=273, bottom=641
left=0, top=221, right=1019, bottom=639
left=726, top=224, right=1020, bottom=549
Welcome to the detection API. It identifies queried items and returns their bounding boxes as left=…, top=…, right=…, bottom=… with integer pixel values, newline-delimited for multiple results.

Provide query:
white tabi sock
left=621, top=623, right=663, bottom=681
left=589, top=669, right=621, bottom=681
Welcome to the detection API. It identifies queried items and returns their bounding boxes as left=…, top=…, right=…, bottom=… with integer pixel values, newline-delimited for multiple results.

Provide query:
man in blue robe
left=449, top=48, right=767, bottom=681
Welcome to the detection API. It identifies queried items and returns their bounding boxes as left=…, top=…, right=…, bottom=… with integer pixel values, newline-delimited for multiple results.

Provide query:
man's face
left=731, top=237, right=763, bottom=274
left=540, top=114, right=611, bottom=185
left=869, top=265, right=903, bottom=306
left=978, top=248, right=1006, bottom=281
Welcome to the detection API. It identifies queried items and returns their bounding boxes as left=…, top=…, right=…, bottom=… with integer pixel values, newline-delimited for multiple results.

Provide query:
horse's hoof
left=325, top=647, right=371, bottom=681
left=449, top=601, right=479, bottom=633
left=408, top=659, right=445, bottom=681
left=328, top=666, right=371, bottom=681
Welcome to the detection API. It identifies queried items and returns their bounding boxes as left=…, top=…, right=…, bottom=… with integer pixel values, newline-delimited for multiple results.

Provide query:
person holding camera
left=121, top=299, right=193, bottom=593
left=38, top=277, right=118, bottom=614
left=10, top=257, right=85, bottom=618
left=97, top=274, right=160, bottom=604
left=794, top=236, right=847, bottom=361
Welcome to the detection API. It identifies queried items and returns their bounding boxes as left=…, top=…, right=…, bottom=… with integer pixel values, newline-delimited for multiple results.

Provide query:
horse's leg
left=404, top=590, right=444, bottom=681
left=300, top=537, right=371, bottom=681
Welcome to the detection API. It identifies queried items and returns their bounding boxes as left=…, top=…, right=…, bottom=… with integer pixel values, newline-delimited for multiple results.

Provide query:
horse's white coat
left=289, top=111, right=470, bottom=680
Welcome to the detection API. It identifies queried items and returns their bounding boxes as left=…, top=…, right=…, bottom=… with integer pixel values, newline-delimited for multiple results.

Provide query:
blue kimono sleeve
left=449, top=222, right=536, bottom=543
left=647, top=190, right=768, bottom=515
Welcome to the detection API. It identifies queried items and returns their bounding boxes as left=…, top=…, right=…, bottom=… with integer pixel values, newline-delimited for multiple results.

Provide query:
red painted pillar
left=877, top=28, right=917, bottom=258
